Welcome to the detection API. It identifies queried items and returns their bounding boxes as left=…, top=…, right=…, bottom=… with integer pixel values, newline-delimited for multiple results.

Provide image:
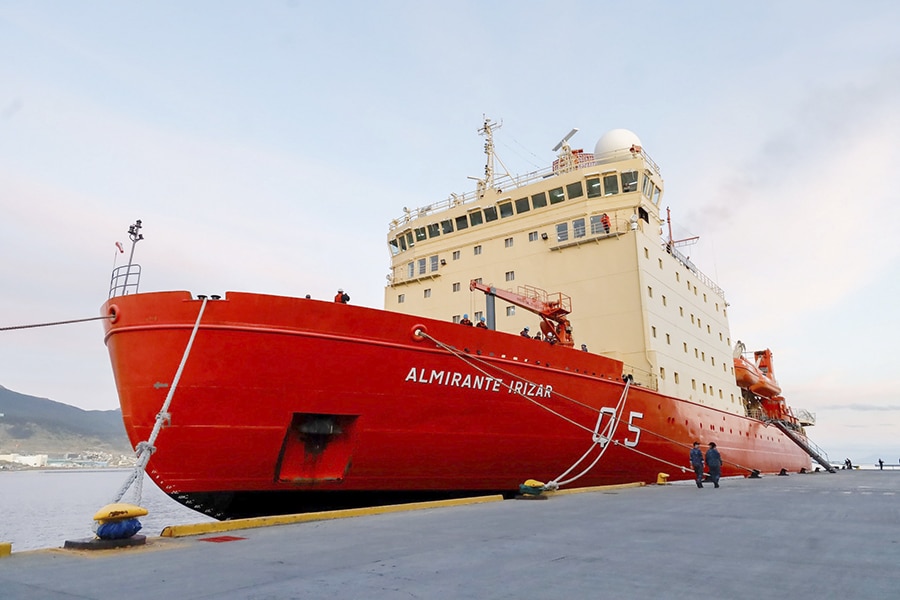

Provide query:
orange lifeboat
left=733, top=343, right=782, bottom=399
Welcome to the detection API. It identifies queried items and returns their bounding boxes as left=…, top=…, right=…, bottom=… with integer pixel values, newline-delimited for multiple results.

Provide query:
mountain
left=0, top=385, right=132, bottom=455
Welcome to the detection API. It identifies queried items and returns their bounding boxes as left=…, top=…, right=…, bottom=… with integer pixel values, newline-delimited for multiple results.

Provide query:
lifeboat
left=733, top=343, right=782, bottom=399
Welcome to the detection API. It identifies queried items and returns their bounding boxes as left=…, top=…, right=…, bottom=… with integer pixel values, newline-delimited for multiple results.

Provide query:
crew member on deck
left=334, top=288, right=349, bottom=303
left=520, top=326, right=531, bottom=337
left=460, top=314, right=473, bottom=326
left=476, top=317, right=488, bottom=329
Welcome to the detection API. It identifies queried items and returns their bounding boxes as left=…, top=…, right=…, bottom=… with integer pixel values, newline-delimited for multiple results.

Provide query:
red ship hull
left=102, top=291, right=812, bottom=519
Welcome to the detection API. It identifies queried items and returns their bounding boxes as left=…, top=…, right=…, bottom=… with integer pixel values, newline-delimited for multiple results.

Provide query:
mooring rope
left=0, top=314, right=113, bottom=332
left=109, top=297, right=209, bottom=505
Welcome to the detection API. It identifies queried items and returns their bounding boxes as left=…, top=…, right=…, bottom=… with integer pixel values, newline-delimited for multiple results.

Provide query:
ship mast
left=476, top=117, right=499, bottom=198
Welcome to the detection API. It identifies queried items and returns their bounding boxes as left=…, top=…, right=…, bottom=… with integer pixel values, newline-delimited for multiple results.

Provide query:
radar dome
left=594, top=129, right=642, bottom=157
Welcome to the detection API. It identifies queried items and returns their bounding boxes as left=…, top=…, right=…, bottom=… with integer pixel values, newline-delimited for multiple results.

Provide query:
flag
left=115, top=241, right=124, bottom=253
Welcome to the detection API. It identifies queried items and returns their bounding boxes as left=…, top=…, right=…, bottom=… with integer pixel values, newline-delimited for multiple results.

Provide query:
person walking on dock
left=690, top=441, right=704, bottom=488
left=706, top=442, right=722, bottom=488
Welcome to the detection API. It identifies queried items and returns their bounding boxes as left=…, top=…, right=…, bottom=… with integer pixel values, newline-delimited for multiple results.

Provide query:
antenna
left=552, top=128, right=578, bottom=152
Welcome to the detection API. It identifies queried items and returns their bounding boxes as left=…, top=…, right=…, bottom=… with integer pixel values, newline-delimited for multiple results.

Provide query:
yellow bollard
left=656, top=473, right=670, bottom=485
left=0, top=542, right=12, bottom=558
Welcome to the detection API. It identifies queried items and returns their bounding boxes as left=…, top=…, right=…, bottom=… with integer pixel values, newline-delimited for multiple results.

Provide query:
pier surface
left=1, top=470, right=898, bottom=599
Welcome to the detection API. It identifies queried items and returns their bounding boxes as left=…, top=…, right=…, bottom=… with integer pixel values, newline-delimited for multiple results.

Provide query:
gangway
left=770, top=420, right=836, bottom=473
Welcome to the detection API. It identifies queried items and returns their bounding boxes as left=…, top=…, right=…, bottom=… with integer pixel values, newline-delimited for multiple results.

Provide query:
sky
left=1, top=1, right=899, bottom=465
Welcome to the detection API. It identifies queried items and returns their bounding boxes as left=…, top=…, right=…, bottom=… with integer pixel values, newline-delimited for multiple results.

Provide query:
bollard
left=657, top=472, right=670, bottom=485
left=0, top=542, right=11, bottom=558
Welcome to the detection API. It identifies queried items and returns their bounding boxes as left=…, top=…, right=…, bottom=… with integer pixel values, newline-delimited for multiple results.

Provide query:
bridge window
left=556, top=222, right=569, bottom=242
left=415, top=227, right=427, bottom=241
left=497, top=202, right=513, bottom=218
left=455, top=215, right=469, bottom=230
left=566, top=181, right=584, bottom=200
left=532, top=192, right=547, bottom=208
left=586, top=177, right=602, bottom=198
left=515, top=197, right=530, bottom=213
left=652, top=186, right=661, bottom=205
left=622, top=171, right=638, bottom=192
left=483, top=206, right=499, bottom=222
left=441, top=219, right=454, bottom=234
left=469, top=211, right=484, bottom=226
left=642, top=174, right=652, bottom=197
left=603, top=173, right=619, bottom=195
left=389, top=238, right=400, bottom=256
left=549, top=187, right=565, bottom=204
left=427, top=223, right=441, bottom=238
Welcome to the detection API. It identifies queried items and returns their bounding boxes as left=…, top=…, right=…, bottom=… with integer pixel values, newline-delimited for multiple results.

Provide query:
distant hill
left=0, top=385, right=132, bottom=455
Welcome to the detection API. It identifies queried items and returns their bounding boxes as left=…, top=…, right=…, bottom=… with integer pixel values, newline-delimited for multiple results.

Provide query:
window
left=647, top=286, right=653, bottom=298
left=424, top=289, right=431, bottom=298
left=430, top=255, right=438, bottom=272
left=389, top=238, right=400, bottom=256
left=506, top=306, right=516, bottom=316
left=418, top=258, right=426, bottom=275
left=590, top=215, right=603, bottom=235
left=452, top=282, right=461, bottom=292
left=499, top=202, right=514, bottom=218
left=469, top=211, right=484, bottom=226
left=556, top=222, right=569, bottom=242
left=505, top=271, right=515, bottom=282
left=407, top=262, right=414, bottom=278
left=452, top=250, right=460, bottom=260
left=474, top=245, right=482, bottom=255
left=415, top=227, right=427, bottom=241
left=674, top=372, right=680, bottom=384
left=642, top=174, right=652, bottom=197
left=483, top=206, right=499, bottom=222
left=666, top=333, right=671, bottom=344
left=474, top=311, right=484, bottom=321
left=528, top=231, right=539, bottom=242
left=573, top=218, right=586, bottom=238
left=398, top=235, right=407, bottom=251
left=452, top=315, right=461, bottom=324
left=586, top=177, right=602, bottom=198
left=662, top=295, right=667, bottom=306
left=651, top=326, right=657, bottom=338
left=566, top=181, right=584, bottom=200
left=504, top=237, right=514, bottom=248
left=683, top=342, right=688, bottom=352
left=659, top=367, right=665, bottom=380
left=644, top=247, right=649, bottom=258
left=398, top=294, right=405, bottom=303
left=549, top=187, right=565, bottom=204
left=455, top=215, right=469, bottom=231
left=427, top=223, right=441, bottom=238
left=658, top=258, right=663, bottom=269
left=441, top=219, right=454, bottom=234
left=652, top=186, right=661, bottom=205
left=603, top=173, right=619, bottom=195
left=622, top=171, right=638, bottom=192
left=692, top=379, right=696, bottom=390
left=531, top=192, right=547, bottom=208
left=514, top=197, right=530, bottom=213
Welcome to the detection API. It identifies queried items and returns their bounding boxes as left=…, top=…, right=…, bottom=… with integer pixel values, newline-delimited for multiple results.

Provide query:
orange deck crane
left=469, top=280, right=575, bottom=347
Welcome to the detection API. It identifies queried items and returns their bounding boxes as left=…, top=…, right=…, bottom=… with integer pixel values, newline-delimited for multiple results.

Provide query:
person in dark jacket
left=705, top=442, right=722, bottom=488
left=475, top=317, right=488, bottom=329
left=459, top=314, right=473, bottom=326
left=689, top=441, right=704, bottom=488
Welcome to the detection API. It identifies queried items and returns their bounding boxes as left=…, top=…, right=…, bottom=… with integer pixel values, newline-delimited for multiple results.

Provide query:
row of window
left=659, top=367, right=736, bottom=404
left=390, top=170, right=661, bottom=255
left=644, top=246, right=725, bottom=312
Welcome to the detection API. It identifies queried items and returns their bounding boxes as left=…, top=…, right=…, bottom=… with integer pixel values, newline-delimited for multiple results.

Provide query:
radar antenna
left=552, top=128, right=579, bottom=173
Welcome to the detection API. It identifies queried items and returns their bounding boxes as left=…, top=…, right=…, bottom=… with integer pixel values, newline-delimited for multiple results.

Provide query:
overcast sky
left=2, top=1, right=899, bottom=465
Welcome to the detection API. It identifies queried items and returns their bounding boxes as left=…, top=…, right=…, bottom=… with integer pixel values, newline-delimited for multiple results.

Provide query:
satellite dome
left=594, top=129, right=642, bottom=157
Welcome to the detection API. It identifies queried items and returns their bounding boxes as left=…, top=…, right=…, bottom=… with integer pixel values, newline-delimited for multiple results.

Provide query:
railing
left=668, top=244, right=726, bottom=299
left=109, top=264, right=141, bottom=298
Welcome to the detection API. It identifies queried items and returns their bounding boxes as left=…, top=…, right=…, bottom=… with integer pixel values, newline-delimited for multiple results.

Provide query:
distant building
left=0, top=453, right=48, bottom=467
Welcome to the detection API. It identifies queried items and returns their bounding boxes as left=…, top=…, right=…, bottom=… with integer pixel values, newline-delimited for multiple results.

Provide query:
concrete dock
left=1, top=470, right=898, bottom=599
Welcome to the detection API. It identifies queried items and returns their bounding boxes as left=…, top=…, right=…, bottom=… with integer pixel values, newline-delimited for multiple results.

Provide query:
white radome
left=594, top=129, right=642, bottom=157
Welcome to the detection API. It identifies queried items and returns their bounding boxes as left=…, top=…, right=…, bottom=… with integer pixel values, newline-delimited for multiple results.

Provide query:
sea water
left=0, top=469, right=216, bottom=552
